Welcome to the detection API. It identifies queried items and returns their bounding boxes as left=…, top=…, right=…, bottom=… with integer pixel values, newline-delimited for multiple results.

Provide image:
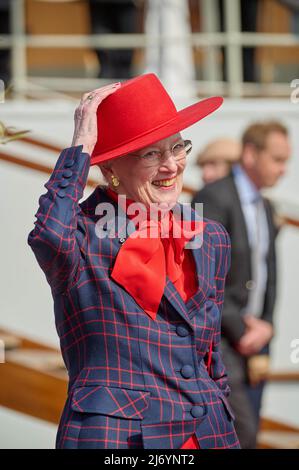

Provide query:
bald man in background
left=196, top=138, right=241, bottom=185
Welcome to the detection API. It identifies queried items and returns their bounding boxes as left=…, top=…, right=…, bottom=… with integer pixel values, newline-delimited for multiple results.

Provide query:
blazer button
left=64, top=160, right=75, bottom=168
left=59, top=180, right=70, bottom=188
left=180, top=365, right=194, bottom=379
left=190, top=406, right=204, bottom=418
left=176, top=325, right=190, bottom=337
left=246, top=280, right=256, bottom=290
left=57, top=189, right=66, bottom=198
left=62, top=169, right=73, bottom=178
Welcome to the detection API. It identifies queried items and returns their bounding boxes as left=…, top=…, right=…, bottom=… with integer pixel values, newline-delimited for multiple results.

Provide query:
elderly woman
left=28, top=74, right=240, bottom=449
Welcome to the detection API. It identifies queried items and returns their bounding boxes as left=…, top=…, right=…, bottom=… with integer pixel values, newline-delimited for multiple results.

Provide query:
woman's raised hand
left=71, top=83, right=121, bottom=156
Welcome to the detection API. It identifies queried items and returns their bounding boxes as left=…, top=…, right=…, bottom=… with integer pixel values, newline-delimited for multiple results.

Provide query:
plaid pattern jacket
left=28, top=146, right=240, bottom=449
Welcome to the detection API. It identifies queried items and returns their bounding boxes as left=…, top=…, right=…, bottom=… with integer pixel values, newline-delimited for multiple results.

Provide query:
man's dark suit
left=192, top=172, right=278, bottom=448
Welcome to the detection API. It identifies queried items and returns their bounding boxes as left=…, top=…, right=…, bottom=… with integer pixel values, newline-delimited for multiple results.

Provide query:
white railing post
left=10, top=0, right=27, bottom=98
left=224, top=0, right=243, bottom=97
left=199, top=0, right=222, bottom=84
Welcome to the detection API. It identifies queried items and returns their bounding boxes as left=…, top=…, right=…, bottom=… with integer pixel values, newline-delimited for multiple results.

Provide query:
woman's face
left=102, top=133, right=187, bottom=208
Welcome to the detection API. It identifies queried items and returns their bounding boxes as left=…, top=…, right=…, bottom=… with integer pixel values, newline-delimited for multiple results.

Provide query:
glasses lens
left=140, top=150, right=160, bottom=161
left=137, top=140, right=192, bottom=166
left=172, top=142, right=186, bottom=157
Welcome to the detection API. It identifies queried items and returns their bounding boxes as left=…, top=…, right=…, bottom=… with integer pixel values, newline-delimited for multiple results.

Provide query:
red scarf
left=107, top=188, right=205, bottom=320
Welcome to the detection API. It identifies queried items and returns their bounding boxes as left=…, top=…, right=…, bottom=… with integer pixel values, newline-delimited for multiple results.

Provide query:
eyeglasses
left=130, top=139, right=192, bottom=167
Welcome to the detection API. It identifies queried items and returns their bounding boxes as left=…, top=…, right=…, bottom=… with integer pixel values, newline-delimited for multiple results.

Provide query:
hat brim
left=90, top=96, right=223, bottom=166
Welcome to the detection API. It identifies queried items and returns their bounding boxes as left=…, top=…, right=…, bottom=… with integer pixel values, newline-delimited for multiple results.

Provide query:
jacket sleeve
left=27, top=145, right=90, bottom=295
left=192, top=188, right=228, bottom=229
left=206, top=222, right=232, bottom=397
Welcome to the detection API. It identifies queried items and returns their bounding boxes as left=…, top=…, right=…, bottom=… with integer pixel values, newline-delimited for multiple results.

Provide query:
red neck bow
left=106, top=188, right=205, bottom=320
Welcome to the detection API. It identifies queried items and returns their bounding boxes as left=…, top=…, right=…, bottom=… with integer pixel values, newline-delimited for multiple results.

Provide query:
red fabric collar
left=106, top=188, right=205, bottom=320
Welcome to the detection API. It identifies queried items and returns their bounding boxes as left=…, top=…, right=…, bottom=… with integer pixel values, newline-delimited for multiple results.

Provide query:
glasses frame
left=128, top=139, right=193, bottom=166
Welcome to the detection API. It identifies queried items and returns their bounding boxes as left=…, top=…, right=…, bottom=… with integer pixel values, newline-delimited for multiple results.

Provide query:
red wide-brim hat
left=91, top=73, right=223, bottom=166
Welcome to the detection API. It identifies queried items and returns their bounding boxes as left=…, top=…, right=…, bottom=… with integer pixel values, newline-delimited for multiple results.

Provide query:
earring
left=111, top=175, right=120, bottom=187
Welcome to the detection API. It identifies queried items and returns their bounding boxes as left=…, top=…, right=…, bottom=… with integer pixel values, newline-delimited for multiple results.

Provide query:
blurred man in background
left=196, top=138, right=241, bottom=185
left=192, top=121, right=291, bottom=448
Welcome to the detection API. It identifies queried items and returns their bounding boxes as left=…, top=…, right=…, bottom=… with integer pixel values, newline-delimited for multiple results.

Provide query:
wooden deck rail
left=0, top=327, right=298, bottom=428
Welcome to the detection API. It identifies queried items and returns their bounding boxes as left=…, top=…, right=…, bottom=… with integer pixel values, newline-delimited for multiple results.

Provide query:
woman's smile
left=152, top=176, right=177, bottom=189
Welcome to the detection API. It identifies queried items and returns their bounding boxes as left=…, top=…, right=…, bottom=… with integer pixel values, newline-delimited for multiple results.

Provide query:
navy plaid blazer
left=28, top=146, right=240, bottom=449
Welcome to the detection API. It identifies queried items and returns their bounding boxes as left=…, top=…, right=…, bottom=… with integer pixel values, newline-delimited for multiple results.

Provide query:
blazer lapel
left=185, top=241, right=211, bottom=318
left=163, top=228, right=211, bottom=326
left=229, top=173, right=252, bottom=277
left=163, top=277, right=194, bottom=329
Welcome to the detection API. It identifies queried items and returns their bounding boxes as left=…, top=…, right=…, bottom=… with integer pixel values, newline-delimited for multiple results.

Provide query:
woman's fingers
left=91, top=84, right=121, bottom=103
left=92, top=82, right=121, bottom=93
left=81, top=82, right=121, bottom=103
left=72, top=82, right=121, bottom=154
left=79, top=86, right=120, bottom=113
